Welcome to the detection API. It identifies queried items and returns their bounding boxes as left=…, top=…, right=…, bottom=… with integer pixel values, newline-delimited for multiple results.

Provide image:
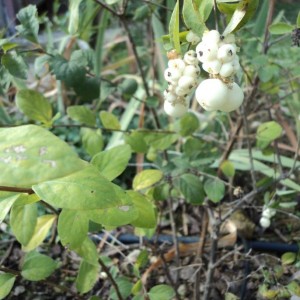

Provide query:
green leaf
left=133, top=5, right=151, bottom=21
left=133, top=170, right=163, bottom=191
left=297, top=11, right=300, bottom=27
left=143, top=132, right=179, bottom=150
left=0, top=273, right=16, bottom=300
left=67, top=106, right=96, bottom=126
left=57, top=209, right=89, bottom=248
left=204, top=179, right=225, bottom=203
left=10, top=202, right=37, bottom=246
left=109, top=277, right=133, bottom=300
left=49, top=51, right=87, bottom=86
left=258, top=65, right=280, bottom=82
left=179, top=174, right=205, bottom=205
left=269, top=22, right=294, bottom=35
left=74, top=237, right=99, bottom=265
left=16, top=89, right=52, bottom=125
left=222, top=0, right=259, bottom=35
left=68, top=0, right=83, bottom=35
left=16, top=5, right=39, bottom=43
left=88, top=186, right=138, bottom=227
left=33, top=166, right=122, bottom=210
left=256, top=121, right=283, bottom=149
left=22, top=214, right=56, bottom=251
left=148, top=284, right=175, bottom=300
left=91, top=144, right=131, bottom=181
left=225, top=293, right=239, bottom=300
left=281, top=252, right=296, bottom=265
left=220, top=160, right=235, bottom=177
left=131, top=279, right=143, bottom=296
left=287, top=281, right=300, bottom=296
left=179, top=112, right=199, bottom=136
left=99, top=111, right=120, bottom=130
left=1, top=42, right=19, bottom=52
left=128, top=191, right=156, bottom=228
left=125, top=131, right=148, bottom=153
left=21, top=251, right=58, bottom=281
left=0, top=125, right=87, bottom=188
left=76, top=260, right=100, bottom=294
left=182, top=0, right=206, bottom=36
left=0, top=192, right=20, bottom=223
left=199, top=0, right=214, bottom=22
left=1, top=52, right=28, bottom=79
left=169, top=0, right=181, bottom=53
left=105, top=0, right=121, bottom=4
left=81, top=128, right=103, bottom=157
left=135, top=249, right=149, bottom=269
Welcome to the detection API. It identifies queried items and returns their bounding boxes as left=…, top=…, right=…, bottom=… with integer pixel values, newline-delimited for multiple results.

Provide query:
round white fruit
left=260, top=217, right=271, bottom=228
left=195, top=79, right=228, bottom=111
left=164, top=67, right=181, bottom=82
left=184, top=50, right=198, bottom=65
left=202, top=59, right=222, bottom=75
left=220, top=82, right=244, bottom=112
left=164, top=99, right=188, bottom=118
left=178, top=75, right=196, bottom=90
left=164, top=90, right=177, bottom=103
left=183, top=64, right=200, bottom=77
left=217, top=44, right=236, bottom=63
left=168, top=59, right=185, bottom=72
left=219, top=62, right=234, bottom=77
left=202, top=30, right=221, bottom=45
left=196, top=42, right=218, bottom=63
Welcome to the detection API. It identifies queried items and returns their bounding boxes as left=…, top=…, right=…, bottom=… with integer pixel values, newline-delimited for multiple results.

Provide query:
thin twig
left=167, top=186, right=180, bottom=288
left=0, top=185, right=34, bottom=194
left=241, top=101, right=257, bottom=190
left=98, top=257, right=124, bottom=300
left=203, top=206, right=219, bottom=300
left=213, top=0, right=219, bottom=32
left=160, top=253, right=181, bottom=300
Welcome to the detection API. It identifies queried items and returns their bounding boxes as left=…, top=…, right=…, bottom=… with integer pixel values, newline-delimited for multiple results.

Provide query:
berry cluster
left=260, top=206, right=276, bottom=228
left=195, top=30, right=244, bottom=112
left=163, top=50, right=200, bottom=118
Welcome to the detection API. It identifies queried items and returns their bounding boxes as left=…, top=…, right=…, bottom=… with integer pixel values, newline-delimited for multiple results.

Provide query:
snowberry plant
left=162, top=0, right=256, bottom=118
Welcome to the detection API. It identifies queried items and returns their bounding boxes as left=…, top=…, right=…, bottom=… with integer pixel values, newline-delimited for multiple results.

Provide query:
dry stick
left=194, top=208, right=209, bottom=300
left=0, top=185, right=34, bottom=194
left=167, top=189, right=181, bottom=289
left=160, top=253, right=181, bottom=300
left=203, top=206, right=220, bottom=300
left=98, top=257, right=124, bottom=300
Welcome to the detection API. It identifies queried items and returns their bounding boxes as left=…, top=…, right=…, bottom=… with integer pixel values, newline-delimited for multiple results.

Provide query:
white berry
left=219, top=62, right=234, bottom=77
left=202, top=30, right=221, bottom=45
left=178, top=75, right=196, bottom=90
left=164, top=90, right=177, bottom=103
left=195, top=79, right=228, bottom=111
left=217, top=44, right=236, bottom=63
left=260, top=217, right=271, bottom=228
left=183, top=64, right=200, bottom=77
left=202, top=60, right=222, bottom=75
left=164, top=99, right=188, bottom=118
left=220, top=82, right=244, bottom=112
left=164, top=67, right=181, bottom=82
left=184, top=50, right=198, bottom=65
left=196, top=42, right=218, bottom=63
left=168, top=59, right=185, bottom=72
